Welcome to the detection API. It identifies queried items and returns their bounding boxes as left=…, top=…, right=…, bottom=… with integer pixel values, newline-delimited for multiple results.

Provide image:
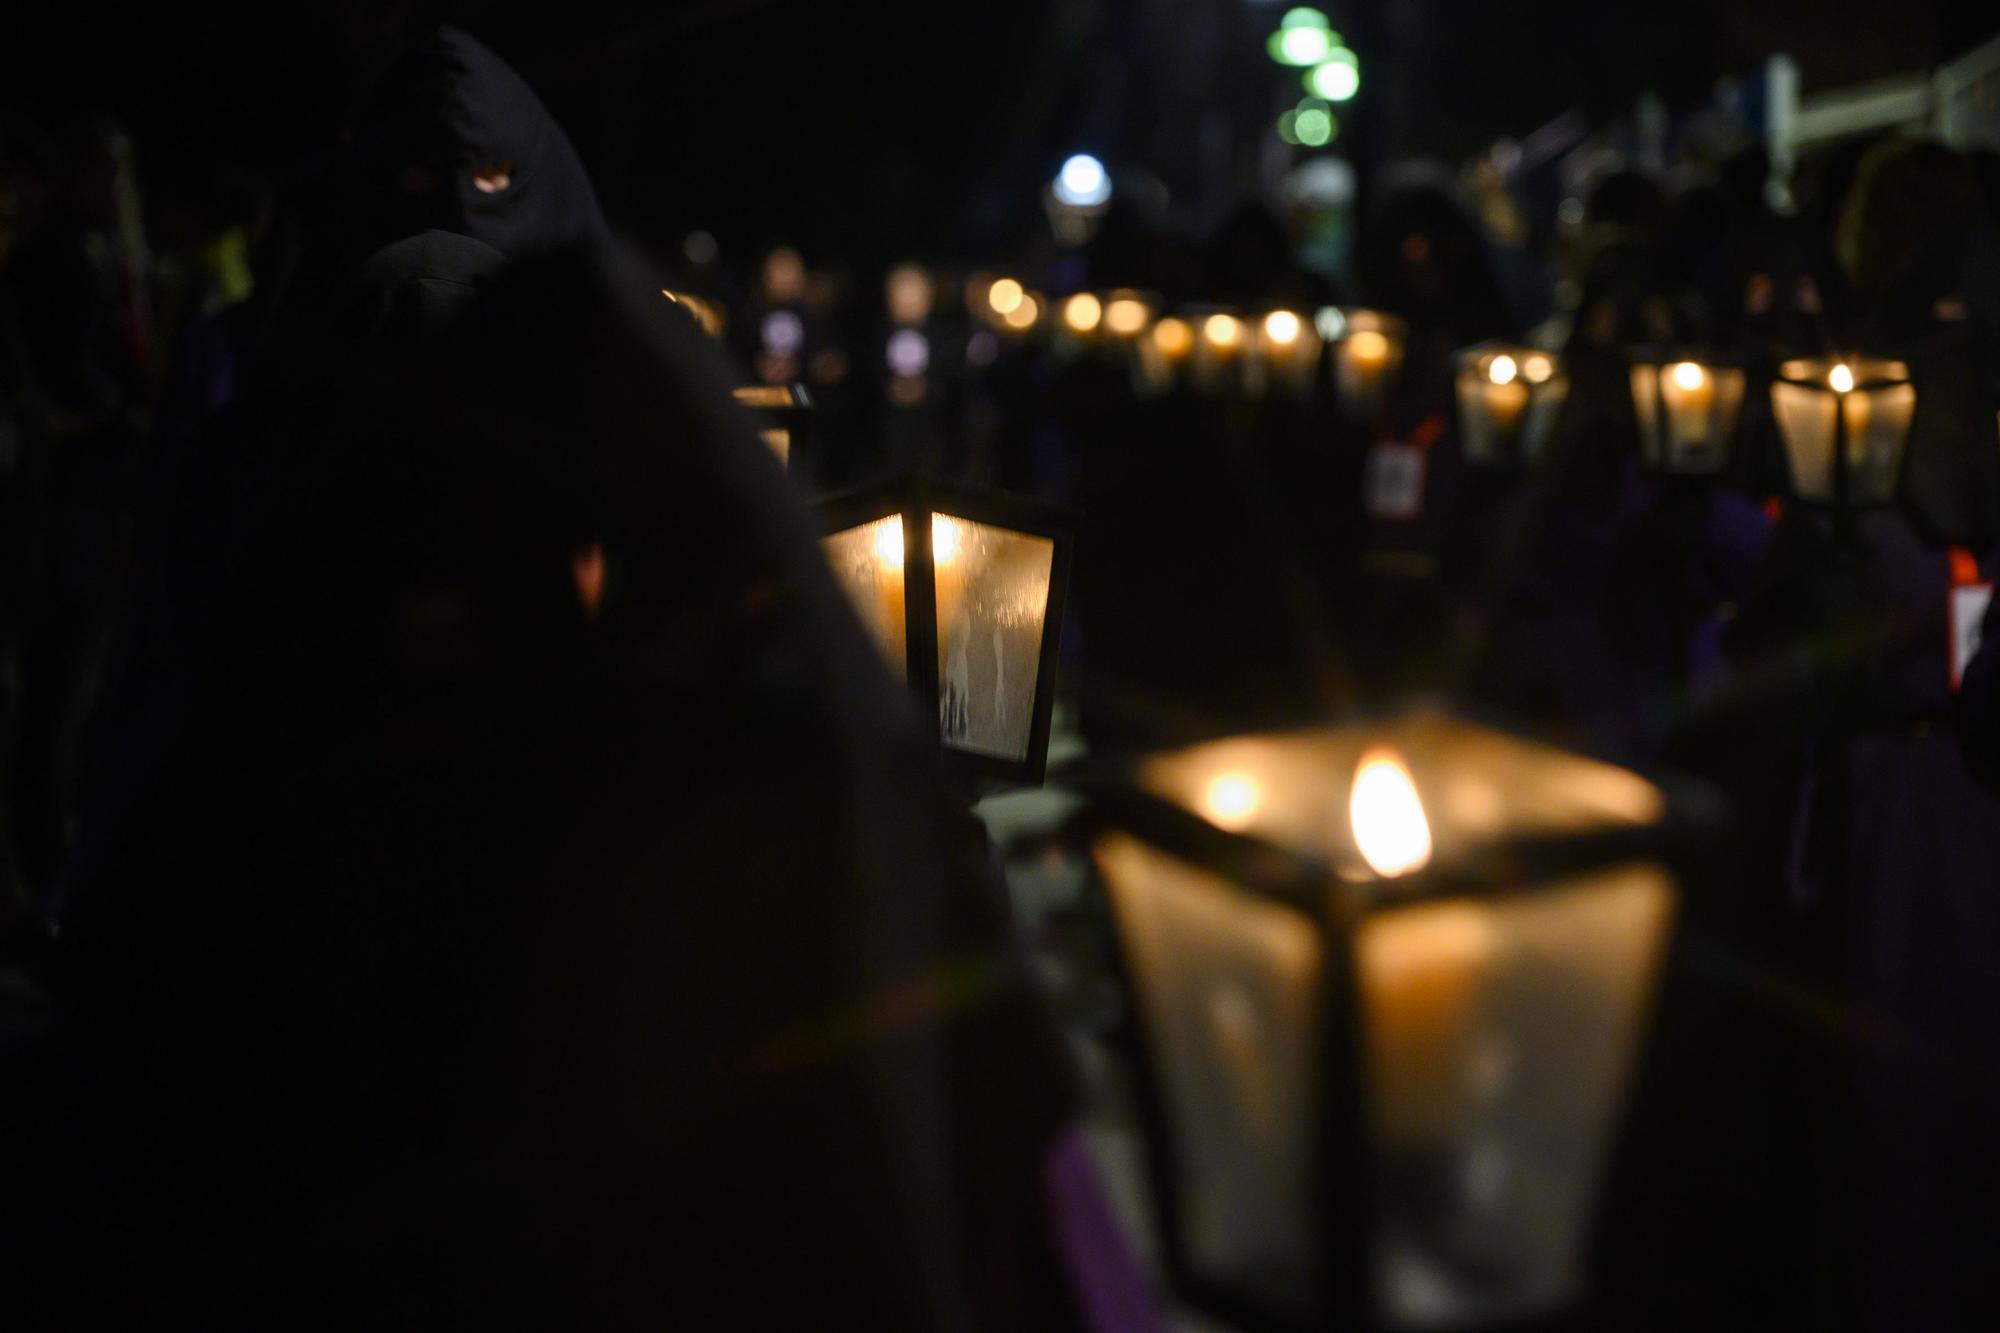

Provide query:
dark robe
left=21, top=243, right=1093, bottom=1329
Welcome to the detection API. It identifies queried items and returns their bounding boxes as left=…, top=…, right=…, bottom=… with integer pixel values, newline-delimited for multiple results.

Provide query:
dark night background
left=3, top=0, right=1993, bottom=266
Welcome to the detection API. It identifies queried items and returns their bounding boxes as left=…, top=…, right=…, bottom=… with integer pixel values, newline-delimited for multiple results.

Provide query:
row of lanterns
left=977, top=273, right=1925, bottom=502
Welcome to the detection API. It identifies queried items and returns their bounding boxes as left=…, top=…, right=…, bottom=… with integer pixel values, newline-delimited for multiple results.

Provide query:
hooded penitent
left=30, top=242, right=1085, bottom=1329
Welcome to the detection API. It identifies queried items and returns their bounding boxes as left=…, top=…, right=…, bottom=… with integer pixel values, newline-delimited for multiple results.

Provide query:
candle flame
left=872, top=514, right=964, bottom=571
left=873, top=518, right=906, bottom=570
left=1154, top=317, right=1194, bottom=358
left=1488, top=354, right=1519, bottom=385
left=1351, top=750, right=1433, bottom=878
left=1829, top=363, right=1855, bottom=393
left=988, top=278, right=1024, bottom=316
left=1105, top=297, right=1149, bottom=335
left=1204, top=314, right=1244, bottom=347
left=1202, top=772, right=1262, bottom=830
left=1523, top=353, right=1555, bottom=384
left=1063, top=292, right=1103, bottom=333
left=1262, top=310, right=1301, bottom=345
left=1670, top=360, right=1705, bottom=391
left=930, top=514, right=963, bottom=566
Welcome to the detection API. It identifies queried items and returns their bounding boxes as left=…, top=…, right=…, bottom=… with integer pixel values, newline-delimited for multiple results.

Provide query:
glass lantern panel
left=932, top=513, right=1055, bottom=763
left=1096, top=830, right=1325, bottom=1319
left=1356, top=864, right=1675, bottom=1327
left=1630, top=366, right=1745, bottom=474
left=1772, top=359, right=1914, bottom=504
left=822, top=516, right=908, bottom=680
left=1771, top=381, right=1837, bottom=498
left=1457, top=369, right=1566, bottom=466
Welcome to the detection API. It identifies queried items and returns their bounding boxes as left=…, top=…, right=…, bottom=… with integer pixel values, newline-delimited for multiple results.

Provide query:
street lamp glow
left=1204, top=313, right=1244, bottom=347
left=1295, top=107, right=1335, bottom=146
left=1263, top=310, right=1302, bottom=344
left=1306, top=57, right=1360, bottom=102
left=1489, top=353, right=1520, bottom=385
left=1054, top=153, right=1111, bottom=208
left=1523, top=353, right=1555, bottom=384
left=1202, top=772, right=1263, bottom=831
left=1269, top=25, right=1333, bottom=66
left=1280, top=6, right=1331, bottom=30
left=1829, top=362, right=1855, bottom=393
left=1671, top=361, right=1706, bottom=392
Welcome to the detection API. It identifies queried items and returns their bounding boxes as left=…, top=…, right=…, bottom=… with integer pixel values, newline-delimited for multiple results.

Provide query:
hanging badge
left=1948, top=546, right=1992, bottom=691
left=1365, top=416, right=1442, bottom=522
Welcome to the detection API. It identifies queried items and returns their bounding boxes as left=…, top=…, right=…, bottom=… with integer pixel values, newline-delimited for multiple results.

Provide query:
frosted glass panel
left=1772, top=358, right=1914, bottom=504
left=1630, top=365, right=1744, bottom=474
left=1357, top=866, right=1673, bottom=1327
left=933, top=513, right=1054, bottom=762
left=1096, top=831, right=1324, bottom=1320
left=823, top=516, right=907, bottom=680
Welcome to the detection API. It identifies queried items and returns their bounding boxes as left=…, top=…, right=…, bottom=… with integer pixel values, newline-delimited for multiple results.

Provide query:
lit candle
left=1660, top=361, right=1715, bottom=449
left=1479, top=353, right=1530, bottom=437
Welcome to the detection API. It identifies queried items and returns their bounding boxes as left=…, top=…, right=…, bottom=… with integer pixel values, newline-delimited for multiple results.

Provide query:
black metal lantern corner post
left=821, top=478, right=1078, bottom=786
left=731, top=381, right=815, bottom=475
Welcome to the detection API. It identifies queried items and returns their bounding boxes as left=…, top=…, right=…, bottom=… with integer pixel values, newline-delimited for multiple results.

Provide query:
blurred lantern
left=1091, top=712, right=1692, bottom=1328
left=822, top=483, right=1077, bottom=783
left=1323, top=308, right=1406, bottom=421
left=1770, top=356, right=1915, bottom=513
left=761, top=246, right=807, bottom=304
left=1141, top=315, right=1197, bottom=394
left=731, top=382, right=813, bottom=469
left=661, top=289, right=727, bottom=337
left=1189, top=307, right=1250, bottom=394
left=1627, top=352, right=1746, bottom=476
left=983, top=276, right=1027, bottom=325
left=1456, top=344, right=1568, bottom=466
left=1102, top=289, right=1158, bottom=340
left=1256, top=309, right=1322, bottom=398
left=1062, top=291, right=1105, bottom=337
left=886, top=263, right=937, bottom=327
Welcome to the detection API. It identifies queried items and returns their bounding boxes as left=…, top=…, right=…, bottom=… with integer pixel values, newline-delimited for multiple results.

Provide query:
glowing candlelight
left=1351, top=750, right=1434, bottom=878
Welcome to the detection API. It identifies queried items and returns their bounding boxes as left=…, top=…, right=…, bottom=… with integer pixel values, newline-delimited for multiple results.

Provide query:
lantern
left=1770, top=356, right=1915, bottom=511
left=1092, top=712, right=1694, bottom=1328
left=1628, top=352, right=1745, bottom=475
left=731, top=382, right=812, bottom=469
left=1455, top=344, right=1568, bottom=466
left=1323, top=308, right=1407, bottom=422
left=1140, top=314, right=1197, bottom=394
left=1189, top=306, right=1252, bottom=395
left=1255, top=309, right=1323, bottom=399
left=822, top=482, right=1077, bottom=784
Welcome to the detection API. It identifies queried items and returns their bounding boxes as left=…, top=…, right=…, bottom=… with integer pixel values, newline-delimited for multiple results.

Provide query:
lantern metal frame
left=732, top=382, right=815, bottom=474
left=1083, top=717, right=1714, bottom=1330
left=821, top=479, right=1078, bottom=785
left=1626, top=349, right=1746, bottom=477
left=1770, top=357, right=1914, bottom=526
